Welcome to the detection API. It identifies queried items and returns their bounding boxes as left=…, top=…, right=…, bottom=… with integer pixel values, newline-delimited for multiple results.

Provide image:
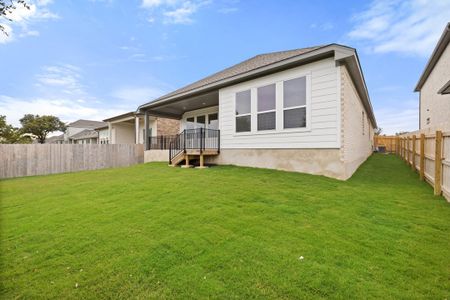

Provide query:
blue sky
left=1, top=0, right=449, bottom=134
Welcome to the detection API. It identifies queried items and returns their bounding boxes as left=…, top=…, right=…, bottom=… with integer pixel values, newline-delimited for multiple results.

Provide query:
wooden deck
left=170, top=149, right=219, bottom=167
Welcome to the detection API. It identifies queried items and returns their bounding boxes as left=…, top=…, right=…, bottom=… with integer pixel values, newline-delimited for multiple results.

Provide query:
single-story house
left=102, top=111, right=179, bottom=145
left=415, top=22, right=450, bottom=132
left=70, top=129, right=99, bottom=144
left=138, top=44, right=377, bottom=180
left=46, top=134, right=64, bottom=144
left=46, top=119, right=106, bottom=144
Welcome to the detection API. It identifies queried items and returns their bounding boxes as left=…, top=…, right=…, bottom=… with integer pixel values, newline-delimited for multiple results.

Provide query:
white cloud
left=0, top=62, right=168, bottom=127
left=347, top=0, right=450, bottom=57
left=218, top=7, right=238, bottom=14
left=0, top=95, right=126, bottom=127
left=0, top=0, right=59, bottom=44
left=141, top=0, right=210, bottom=24
left=111, top=86, right=166, bottom=105
left=35, top=64, right=86, bottom=96
left=374, top=100, right=419, bottom=134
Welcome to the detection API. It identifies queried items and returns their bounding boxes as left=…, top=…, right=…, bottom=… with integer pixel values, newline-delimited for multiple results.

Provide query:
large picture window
left=235, top=90, right=251, bottom=132
left=257, top=84, right=276, bottom=131
left=283, top=77, right=306, bottom=129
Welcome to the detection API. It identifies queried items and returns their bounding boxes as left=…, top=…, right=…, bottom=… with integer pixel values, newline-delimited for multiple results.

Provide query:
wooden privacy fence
left=0, top=144, right=144, bottom=179
left=377, top=132, right=450, bottom=202
left=374, top=135, right=398, bottom=153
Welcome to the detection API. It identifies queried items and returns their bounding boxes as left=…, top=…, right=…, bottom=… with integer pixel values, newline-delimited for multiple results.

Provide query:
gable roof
left=138, top=44, right=377, bottom=128
left=46, top=134, right=64, bottom=143
left=415, top=22, right=450, bottom=92
left=142, top=46, right=323, bottom=107
left=70, top=129, right=98, bottom=140
left=67, top=119, right=107, bottom=129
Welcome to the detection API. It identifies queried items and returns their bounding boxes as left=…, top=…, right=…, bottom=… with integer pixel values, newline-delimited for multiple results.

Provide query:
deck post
left=199, top=154, right=204, bottom=168
left=434, top=131, right=443, bottom=196
left=420, top=134, right=425, bottom=181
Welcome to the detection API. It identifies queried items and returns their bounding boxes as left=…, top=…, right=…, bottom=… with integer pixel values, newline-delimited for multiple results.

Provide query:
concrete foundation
left=206, top=148, right=350, bottom=180
left=144, top=150, right=169, bottom=162
left=146, top=148, right=369, bottom=180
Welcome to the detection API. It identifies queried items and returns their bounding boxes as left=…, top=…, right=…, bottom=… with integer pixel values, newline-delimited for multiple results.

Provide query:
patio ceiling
left=146, top=90, right=219, bottom=119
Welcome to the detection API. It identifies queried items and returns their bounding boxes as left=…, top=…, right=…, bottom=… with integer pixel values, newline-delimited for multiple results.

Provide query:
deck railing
left=148, top=134, right=178, bottom=150
left=169, top=128, right=220, bottom=164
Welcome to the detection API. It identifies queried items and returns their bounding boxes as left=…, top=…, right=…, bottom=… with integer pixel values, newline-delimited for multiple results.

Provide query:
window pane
left=257, top=112, right=276, bottom=131
left=257, top=84, right=276, bottom=112
left=236, top=90, right=251, bottom=115
left=208, top=113, right=218, bottom=130
left=284, top=77, right=306, bottom=108
left=236, top=115, right=251, bottom=132
left=197, top=115, right=206, bottom=128
left=186, top=117, right=195, bottom=129
left=284, top=107, right=306, bottom=129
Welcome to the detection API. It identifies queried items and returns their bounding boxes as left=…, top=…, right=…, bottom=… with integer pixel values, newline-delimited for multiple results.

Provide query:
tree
left=20, top=114, right=66, bottom=144
left=0, top=0, right=30, bottom=36
left=0, top=115, right=31, bottom=144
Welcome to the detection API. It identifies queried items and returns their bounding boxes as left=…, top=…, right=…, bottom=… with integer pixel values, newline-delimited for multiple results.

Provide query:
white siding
left=218, top=58, right=340, bottom=149
left=420, top=42, right=450, bottom=131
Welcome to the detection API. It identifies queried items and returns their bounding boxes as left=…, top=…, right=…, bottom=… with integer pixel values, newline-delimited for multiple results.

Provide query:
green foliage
left=1, top=154, right=449, bottom=298
left=0, top=1, right=30, bottom=36
left=20, top=114, right=66, bottom=144
left=0, top=115, right=31, bottom=144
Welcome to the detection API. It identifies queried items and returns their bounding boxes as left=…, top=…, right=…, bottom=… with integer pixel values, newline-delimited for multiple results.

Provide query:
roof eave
left=138, top=44, right=345, bottom=111
left=414, top=23, right=450, bottom=92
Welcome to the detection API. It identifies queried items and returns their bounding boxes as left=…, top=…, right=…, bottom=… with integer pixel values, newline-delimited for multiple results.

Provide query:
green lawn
left=1, top=154, right=449, bottom=299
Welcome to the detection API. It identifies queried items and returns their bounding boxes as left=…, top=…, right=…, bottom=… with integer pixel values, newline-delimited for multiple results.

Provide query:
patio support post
left=144, top=110, right=149, bottom=150
left=135, top=116, right=140, bottom=144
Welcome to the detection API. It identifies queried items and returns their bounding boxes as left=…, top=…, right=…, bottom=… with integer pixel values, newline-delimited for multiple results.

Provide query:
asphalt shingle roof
left=144, top=45, right=324, bottom=106
left=70, top=129, right=98, bottom=140
left=67, top=119, right=107, bottom=129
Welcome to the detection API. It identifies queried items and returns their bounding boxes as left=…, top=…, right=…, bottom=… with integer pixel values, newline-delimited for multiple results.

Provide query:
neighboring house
left=415, top=23, right=450, bottom=132
left=63, top=119, right=107, bottom=144
left=70, top=129, right=99, bottom=144
left=46, top=134, right=64, bottom=144
left=102, top=111, right=179, bottom=145
left=138, top=44, right=377, bottom=180
left=95, top=125, right=110, bottom=144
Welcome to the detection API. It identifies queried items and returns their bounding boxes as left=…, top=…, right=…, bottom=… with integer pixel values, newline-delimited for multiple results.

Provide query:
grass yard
left=1, top=154, right=449, bottom=299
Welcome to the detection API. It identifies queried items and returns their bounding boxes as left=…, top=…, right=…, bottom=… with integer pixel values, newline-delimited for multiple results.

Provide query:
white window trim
left=234, top=89, right=252, bottom=133
left=182, top=106, right=219, bottom=131
left=233, top=73, right=312, bottom=136
left=256, top=83, right=277, bottom=132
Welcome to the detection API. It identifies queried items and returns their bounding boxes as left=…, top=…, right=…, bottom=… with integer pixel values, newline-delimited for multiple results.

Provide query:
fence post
left=407, top=136, right=411, bottom=165
left=420, top=134, right=425, bottom=181
left=403, top=138, right=406, bottom=161
left=412, top=135, right=416, bottom=171
left=396, top=136, right=400, bottom=155
left=434, top=131, right=443, bottom=196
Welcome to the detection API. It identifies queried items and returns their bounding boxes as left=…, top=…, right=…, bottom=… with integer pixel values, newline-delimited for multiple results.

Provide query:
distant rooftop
left=67, top=119, right=107, bottom=129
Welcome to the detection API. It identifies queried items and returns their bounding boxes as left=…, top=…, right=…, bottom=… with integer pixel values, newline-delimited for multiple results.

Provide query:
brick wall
left=156, top=118, right=180, bottom=136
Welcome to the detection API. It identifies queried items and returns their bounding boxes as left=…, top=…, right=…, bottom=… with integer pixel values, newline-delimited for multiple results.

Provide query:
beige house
left=102, top=111, right=179, bottom=145
left=138, top=44, right=377, bottom=180
left=46, top=119, right=106, bottom=144
left=415, top=23, right=450, bottom=132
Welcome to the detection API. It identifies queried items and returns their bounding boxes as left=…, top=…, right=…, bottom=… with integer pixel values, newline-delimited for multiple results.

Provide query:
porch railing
left=148, top=134, right=179, bottom=150
left=169, top=128, right=220, bottom=164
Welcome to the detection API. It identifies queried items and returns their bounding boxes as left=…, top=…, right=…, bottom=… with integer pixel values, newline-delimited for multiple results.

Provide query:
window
left=186, top=117, right=195, bottom=129
left=257, top=84, right=276, bottom=131
left=235, top=90, right=251, bottom=132
left=283, top=77, right=306, bottom=128
left=197, top=115, right=206, bottom=128
left=208, top=113, right=218, bottom=130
